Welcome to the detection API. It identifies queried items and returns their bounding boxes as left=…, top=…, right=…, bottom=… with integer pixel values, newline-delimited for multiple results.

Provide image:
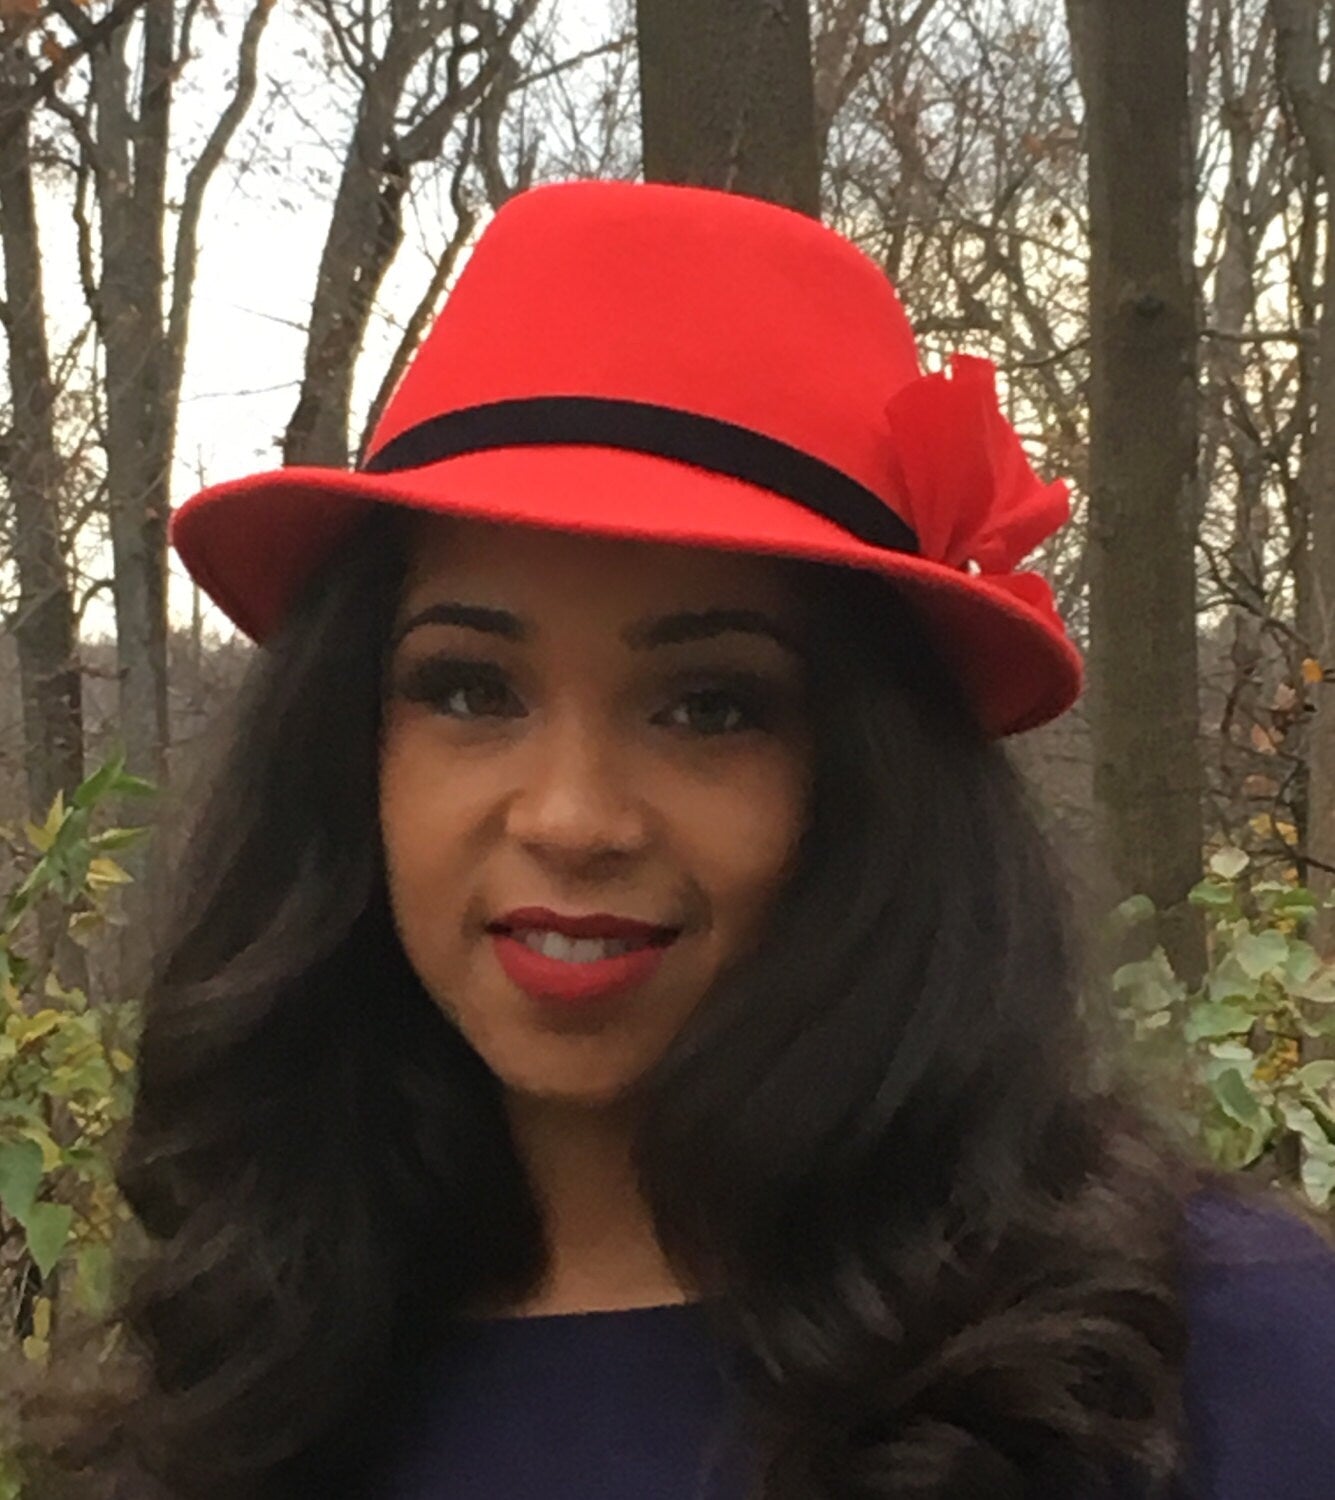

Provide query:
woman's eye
left=658, top=686, right=766, bottom=736
left=396, top=660, right=523, bottom=721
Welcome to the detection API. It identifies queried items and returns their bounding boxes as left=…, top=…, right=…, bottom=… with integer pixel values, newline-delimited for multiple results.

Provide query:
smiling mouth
left=517, top=931, right=656, bottom=962
left=487, top=921, right=681, bottom=1004
left=486, top=926, right=679, bottom=964
left=486, top=904, right=683, bottom=960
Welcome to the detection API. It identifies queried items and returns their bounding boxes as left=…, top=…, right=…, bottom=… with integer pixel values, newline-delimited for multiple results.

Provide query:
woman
left=21, top=180, right=1335, bottom=1500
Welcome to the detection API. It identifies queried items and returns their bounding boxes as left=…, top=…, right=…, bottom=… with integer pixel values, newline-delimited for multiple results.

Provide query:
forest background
left=3, top=0, right=1335, bottom=1408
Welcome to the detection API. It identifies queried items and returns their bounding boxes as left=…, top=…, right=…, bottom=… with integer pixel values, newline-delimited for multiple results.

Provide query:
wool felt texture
left=170, top=178, right=1083, bottom=737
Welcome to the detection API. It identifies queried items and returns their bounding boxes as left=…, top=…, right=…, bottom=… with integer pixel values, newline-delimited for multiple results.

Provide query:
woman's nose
left=503, top=712, right=650, bottom=863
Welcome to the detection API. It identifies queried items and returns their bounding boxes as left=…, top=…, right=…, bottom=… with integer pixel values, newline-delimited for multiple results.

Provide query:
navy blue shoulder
left=1182, top=1187, right=1335, bottom=1269
left=1176, top=1188, right=1335, bottom=1500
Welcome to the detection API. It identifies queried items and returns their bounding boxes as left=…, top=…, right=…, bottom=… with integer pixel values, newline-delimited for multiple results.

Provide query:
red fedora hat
left=170, top=179, right=1081, bottom=736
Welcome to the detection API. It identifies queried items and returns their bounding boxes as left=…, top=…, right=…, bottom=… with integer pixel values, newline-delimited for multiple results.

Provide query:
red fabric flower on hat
left=882, top=353, right=1069, bottom=575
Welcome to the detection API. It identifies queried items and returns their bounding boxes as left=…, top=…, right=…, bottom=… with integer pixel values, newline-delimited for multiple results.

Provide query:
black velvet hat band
left=362, top=396, right=921, bottom=558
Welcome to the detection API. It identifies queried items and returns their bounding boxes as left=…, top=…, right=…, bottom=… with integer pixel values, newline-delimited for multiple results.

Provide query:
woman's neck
left=488, top=1090, right=693, bottom=1318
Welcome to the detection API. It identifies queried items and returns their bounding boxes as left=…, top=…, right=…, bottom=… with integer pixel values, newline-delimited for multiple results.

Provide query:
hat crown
left=367, top=180, right=923, bottom=505
left=169, top=177, right=1081, bottom=736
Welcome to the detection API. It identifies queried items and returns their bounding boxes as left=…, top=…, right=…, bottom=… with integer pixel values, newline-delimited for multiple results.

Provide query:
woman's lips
left=493, top=906, right=678, bottom=943
left=491, top=931, right=675, bottom=1004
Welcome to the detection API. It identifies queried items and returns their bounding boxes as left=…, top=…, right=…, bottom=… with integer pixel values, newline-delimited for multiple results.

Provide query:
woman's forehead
left=398, top=512, right=805, bottom=619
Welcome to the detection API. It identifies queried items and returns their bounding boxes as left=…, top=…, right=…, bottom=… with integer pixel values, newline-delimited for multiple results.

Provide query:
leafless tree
left=50, top=0, right=273, bottom=799
left=1273, top=0, right=1335, bottom=936
left=1067, top=0, right=1205, bottom=976
left=637, top=0, right=821, bottom=216
left=0, top=4, right=88, bottom=817
left=282, top=0, right=544, bottom=470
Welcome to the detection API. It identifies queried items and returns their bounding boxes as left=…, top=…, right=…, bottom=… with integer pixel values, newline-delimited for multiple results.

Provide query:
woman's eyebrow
left=391, top=601, right=525, bottom=647
left=624, top=609, right=805, bottom=658
left=390, top=601, right=804, bottom=658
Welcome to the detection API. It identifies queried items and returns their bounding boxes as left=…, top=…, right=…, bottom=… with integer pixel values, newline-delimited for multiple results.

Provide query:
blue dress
left=372, top=1190, right=1335, bottom=1499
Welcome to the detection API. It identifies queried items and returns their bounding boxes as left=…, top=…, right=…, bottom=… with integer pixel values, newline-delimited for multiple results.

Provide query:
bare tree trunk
left=1207, top=10, right=1280, bottom=855
left=358, top=147, right=484, bottom=462
left=1274, top=0, right=1335, bottom=946
left=91, top=16, right=170, bottom=794
left=1290, top=163, right=1321, bottom=666
left=283, top=0, right=540, bottom=469
left=809, top=0, right=883, bottom=171
left=0, top=66, right=84, bottom=817
left=1282, top=164, right=1322, bottom=879
left=1068, top=0, right=1206, bottom=980
left=61, top=0, right=272, bottom=977
left=282, top=44, right=415, bottom=468
left=73, top=0, right=271, bottom=773
left=636, top=0, right=821, bottom=217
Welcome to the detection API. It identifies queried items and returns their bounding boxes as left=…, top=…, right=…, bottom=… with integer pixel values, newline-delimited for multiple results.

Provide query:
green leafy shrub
left=1111, top=849, right=1335, bottom=1209
left=0, top=754, right=152, bottom=1370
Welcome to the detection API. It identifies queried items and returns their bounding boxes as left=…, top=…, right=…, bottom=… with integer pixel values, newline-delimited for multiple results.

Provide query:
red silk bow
left=882, top=353, right=1069, bottom=574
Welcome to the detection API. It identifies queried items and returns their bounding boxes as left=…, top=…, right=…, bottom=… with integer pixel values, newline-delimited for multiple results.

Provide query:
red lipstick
left=494, top=908, right=677, bottom=941
left=489, top=907, right=679, bottom=1004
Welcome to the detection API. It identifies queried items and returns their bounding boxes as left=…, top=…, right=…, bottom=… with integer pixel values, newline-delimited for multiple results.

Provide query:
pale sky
left=41, top=0, right=616, bottom=640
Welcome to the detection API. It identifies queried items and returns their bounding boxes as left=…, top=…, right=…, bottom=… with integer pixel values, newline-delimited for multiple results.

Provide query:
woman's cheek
left=380, top=734, right=461, bottom=921
left=683, top=752, right=810, bottom=919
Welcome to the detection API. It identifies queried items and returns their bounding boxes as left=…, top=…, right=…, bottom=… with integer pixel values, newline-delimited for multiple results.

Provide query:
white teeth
left=517, top=930, right=638, bottom=963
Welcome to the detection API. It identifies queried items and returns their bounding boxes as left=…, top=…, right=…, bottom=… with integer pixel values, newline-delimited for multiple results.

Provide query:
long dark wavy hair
left=11, top=503, right=1300, bottom=1499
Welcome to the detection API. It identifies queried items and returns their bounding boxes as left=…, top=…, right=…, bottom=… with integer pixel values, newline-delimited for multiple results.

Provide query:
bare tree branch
left=0, top=0, right=148, bottom=148
left=358, top=141, right=479, bottom=460
left=164, top=0, right=276, bottom=437
left=514, top=30, right=633, bottom=90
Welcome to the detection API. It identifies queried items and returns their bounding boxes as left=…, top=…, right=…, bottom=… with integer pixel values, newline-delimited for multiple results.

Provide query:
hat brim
left=169, top=444, right=1082, bottom=737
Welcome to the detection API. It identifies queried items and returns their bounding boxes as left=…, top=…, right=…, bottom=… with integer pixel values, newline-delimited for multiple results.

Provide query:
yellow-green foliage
left=0, top=754, right=152, bottom=1371
left=1111, top=850, right=1335, bottom=1209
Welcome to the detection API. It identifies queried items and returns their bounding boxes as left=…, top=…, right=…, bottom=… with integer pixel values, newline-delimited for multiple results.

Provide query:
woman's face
left=379, top=515, right=814, bottom=1108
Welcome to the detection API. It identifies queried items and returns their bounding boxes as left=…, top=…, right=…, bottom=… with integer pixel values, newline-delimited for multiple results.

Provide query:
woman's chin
left=500, top=1069, right=644, bottom=1110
